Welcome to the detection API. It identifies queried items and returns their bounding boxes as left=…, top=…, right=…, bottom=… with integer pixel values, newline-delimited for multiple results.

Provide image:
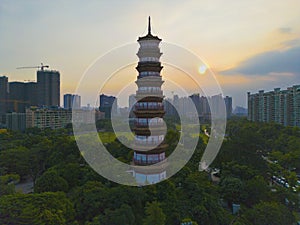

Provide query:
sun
left=198, top=65, right=207, bottom=74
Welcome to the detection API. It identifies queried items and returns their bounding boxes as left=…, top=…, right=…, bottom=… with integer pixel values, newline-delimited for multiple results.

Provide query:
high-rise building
left=0, top=76, right=8, bottom=118
left=200, top=95, right=210, bottom=122
left=37, top=69, right=60, bottom=107
left=224, top=96, right=233, bottom=118
left=24, top=82, right=38, bottom=106
left=129, top=94, right=136, bottom=110
left=64, top=94, right=81, bottom=109
left=129, top=94, right=136, bottom=118
left=248, top=85, right=300, bottom=127
left=189, top=93, right=201, bottom=115
left=163, top=97, right=175, bottom=116
left=5, top=112, right=26, bottom=131
left=132, top=17, right=167, bottom=184
left=210, top=94, right=224, bottom=118
left=8, top=82, right=25, bottom=112
left=99, top=94, right=117, bottom=118
left=7, top=82, right=38, bottom=113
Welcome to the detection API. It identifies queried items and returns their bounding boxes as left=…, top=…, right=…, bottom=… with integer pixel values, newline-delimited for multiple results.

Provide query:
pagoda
left=132, top=17, right=168, bottom=184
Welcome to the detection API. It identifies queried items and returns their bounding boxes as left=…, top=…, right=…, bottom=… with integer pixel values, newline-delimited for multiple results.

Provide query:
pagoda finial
left=148, top=16, right=151, bottom=34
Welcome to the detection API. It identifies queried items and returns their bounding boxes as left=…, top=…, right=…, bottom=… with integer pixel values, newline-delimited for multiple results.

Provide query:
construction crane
left=16, top=63, right=49, bottom=71
left=0, top=99, right=30, bottom=112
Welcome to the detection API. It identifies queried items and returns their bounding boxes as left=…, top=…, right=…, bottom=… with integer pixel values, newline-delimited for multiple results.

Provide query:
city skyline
left=1, top=1, right=300, bottom=108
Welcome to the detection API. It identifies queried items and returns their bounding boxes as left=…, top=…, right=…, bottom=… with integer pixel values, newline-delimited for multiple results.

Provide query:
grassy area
left=98, top=132, right=134, bottom=143
left=98, top=132, right=116, bottom=143
left=199, top=133, right=209, bottom=145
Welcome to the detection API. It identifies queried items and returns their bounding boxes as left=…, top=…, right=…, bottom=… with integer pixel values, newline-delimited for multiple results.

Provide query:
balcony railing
left=134, top=106, right=164, bottom=110
left=134, top=122, right=165, bottom=127
left=136, top=90, right=163, bottom=95
left=133, top=159, right=163, bottom=165
left=134, top=123, right=164, bottom=127
left=134, top=141, right=163, bottom=146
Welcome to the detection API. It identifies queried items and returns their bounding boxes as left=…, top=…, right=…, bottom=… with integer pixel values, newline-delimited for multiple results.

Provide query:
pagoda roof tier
left=138, top=34, right=162, bottom=41
left=134, top=114, right=165, bottom=120
left=133, top=128, right=166, bottom=136
left=133, top=110, right=165, bottom=119
left=131, top=161, right=168, bottom=175
left=137, top=51, right=162, bottom=58
left=136, top=63, right=163, bottom=73
left=135, top=93, right=164, bottom=99
left=134, top=123, right=166, bottom=128
left=136, top=90, right=163, bottom=95
left=135, top=79, right=164, bottom=87
left=134, top=111, right=165, bottom=118
left=134, top=96, right=164, bottom=102
left=131, top=143, right=168, bottom=153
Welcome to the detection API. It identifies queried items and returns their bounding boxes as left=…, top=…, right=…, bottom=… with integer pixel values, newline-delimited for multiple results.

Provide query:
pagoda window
left=138, top=118, right=147, bottom=125
left=136, top=135, right=146, bottom=142
left=138, top=86, right=161, bottom=92
left=139, top=71, right=160, bottom=77
left=140, top=41, right=158, bottom=48
left=148, top=118, right=158, bottom=124
left=159, top=152, right=165, bottom=160
left=148, top=154, right=159, bottom=163
left=140, top=57, right=159, bottom=62
left=141, top=154, right=146, bottom=162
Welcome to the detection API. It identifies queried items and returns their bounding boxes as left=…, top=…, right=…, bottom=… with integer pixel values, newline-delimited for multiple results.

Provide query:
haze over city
left=1, top=0, right=300, bottom=107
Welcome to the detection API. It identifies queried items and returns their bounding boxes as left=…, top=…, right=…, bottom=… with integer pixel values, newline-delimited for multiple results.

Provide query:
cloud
left=282, top=39, right=300, bottom=48
left=278, top=27, right=292, bottom=34
left=222, top=45, right=300, bottom=75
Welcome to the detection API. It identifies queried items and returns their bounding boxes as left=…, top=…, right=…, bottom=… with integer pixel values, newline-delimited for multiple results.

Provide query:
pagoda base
left=130, top=160, right=168, bottom=185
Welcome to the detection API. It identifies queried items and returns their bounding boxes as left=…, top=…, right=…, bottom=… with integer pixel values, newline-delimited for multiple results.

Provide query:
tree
left=221, top=162, right=258, bottom=180
left=0, top=192, right=75, bottom=224
left=48, top=136, right=80, bottom=167
left=156, top=180, right=181, bottom=225
left=243, top=202, right=295, bottom=225
left=0, top=174, right=19, bottom=196
left=107, top=186, right=145, bottom=223
left=34, top=170, right=69, bottom=193
left=70, top=181, right=109, bottom=222
left=220, top=176, right=245, bottom=206
left=89, top=204, right=135, bottom=225
left=28, top=139, right=52, bottom=182
left=244, top=175, right=269, bottom=206
left=0, top=146, right=30, bottom=179
left=143, top=201, right=166, bottom=225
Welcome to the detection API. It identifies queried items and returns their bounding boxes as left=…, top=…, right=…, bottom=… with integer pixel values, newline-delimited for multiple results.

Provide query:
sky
left=1, top=0, right=300, bottom=108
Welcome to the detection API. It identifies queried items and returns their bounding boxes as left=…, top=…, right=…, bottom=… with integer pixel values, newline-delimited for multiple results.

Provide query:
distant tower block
left=132, top=17, right=168, bottom=184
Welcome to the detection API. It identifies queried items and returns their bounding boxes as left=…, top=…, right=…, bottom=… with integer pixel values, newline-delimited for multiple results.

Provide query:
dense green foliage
left=0, top=192, right=74, bottom=224
left=0, top=118, right=299, bottom=224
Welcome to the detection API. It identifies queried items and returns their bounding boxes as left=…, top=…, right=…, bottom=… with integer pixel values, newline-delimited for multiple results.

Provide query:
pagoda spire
left=138, top=16, right=161, bottom=41
left=148, top=16, right=151, bottom=34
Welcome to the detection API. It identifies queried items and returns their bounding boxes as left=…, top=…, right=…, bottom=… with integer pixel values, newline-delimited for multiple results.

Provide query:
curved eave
left=132, top=143, right=168, bottom=153
left=136, top=94, right=164, bottom=100
left=131, top=160, right=168, bottom=174
left=134, top=111, right=165, bottom=116
left=138, top=34, right=162, bottom=41
left=133, top=127, right=166, bottom=135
